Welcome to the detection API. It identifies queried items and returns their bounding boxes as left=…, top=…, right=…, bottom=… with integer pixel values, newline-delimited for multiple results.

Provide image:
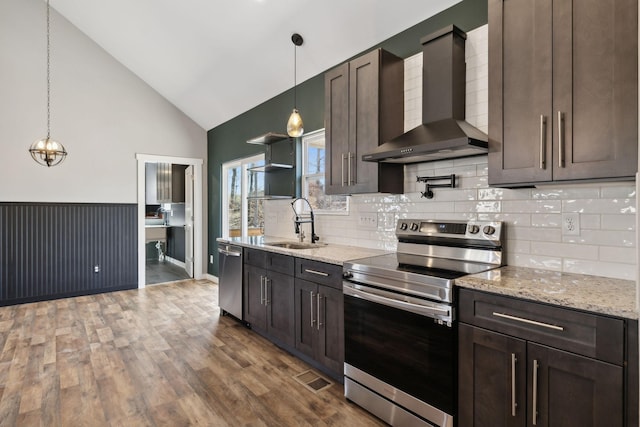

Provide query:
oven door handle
left=343, top=282, right=452, bottom=323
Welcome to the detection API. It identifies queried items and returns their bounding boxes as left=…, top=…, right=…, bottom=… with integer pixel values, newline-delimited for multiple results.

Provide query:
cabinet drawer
left=458, top=288, right=624, bottom=365
left=265, top=252, right=294, bottom=276
left=295, top=258, right=343, bottom=290
left=244, top=248, right=266, bottom=268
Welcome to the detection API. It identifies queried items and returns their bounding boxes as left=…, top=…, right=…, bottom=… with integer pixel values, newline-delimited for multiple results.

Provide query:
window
left=222, top=153, right=265, bottom=238
left=301, top=129, right=348, bottom=213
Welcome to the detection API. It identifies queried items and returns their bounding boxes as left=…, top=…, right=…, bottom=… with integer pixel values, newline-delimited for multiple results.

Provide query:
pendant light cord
left=46, top=0, right=51, bottom=140
left=293, top=42, right=297, bottom=109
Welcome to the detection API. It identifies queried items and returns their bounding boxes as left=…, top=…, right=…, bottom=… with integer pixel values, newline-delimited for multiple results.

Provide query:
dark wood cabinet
left=243, top=249, right=295, bottom=347
left=166, top=226, right=185, bottom=262
left=488, top=0, right=637, bottom=187
left=458, top=288, right=628, bottom=426
left=247, top=134, right=300, bottom=199
left=325, top=48, right=404, bottom=195
left=294, top=259, right=344, bottom=378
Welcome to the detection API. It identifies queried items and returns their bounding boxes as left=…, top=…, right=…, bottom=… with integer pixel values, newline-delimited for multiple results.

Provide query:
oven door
left=343, top=281, right=455, bottom=426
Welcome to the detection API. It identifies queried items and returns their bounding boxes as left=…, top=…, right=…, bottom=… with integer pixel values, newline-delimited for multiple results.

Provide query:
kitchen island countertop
left=456, top=265, right=638, bottom=320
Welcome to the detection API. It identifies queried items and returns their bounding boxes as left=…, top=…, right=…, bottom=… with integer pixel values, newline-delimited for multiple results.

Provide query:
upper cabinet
left=146, top=163, right=187, bottom=204
left=324, top=49, right=404, bottom=195
left=247, top=133, right=300, bottom=199
left=488, top=0, right=638, bottom=187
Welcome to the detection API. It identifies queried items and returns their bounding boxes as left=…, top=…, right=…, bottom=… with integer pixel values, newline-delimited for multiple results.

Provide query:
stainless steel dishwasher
left=218, top=243, right=243, bottom=320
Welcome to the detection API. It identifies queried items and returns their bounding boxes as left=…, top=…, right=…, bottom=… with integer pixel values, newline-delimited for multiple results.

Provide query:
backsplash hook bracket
left=416, top=174, right=456, bottom=199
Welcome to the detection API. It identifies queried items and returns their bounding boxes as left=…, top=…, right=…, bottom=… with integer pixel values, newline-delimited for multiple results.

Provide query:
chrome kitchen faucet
left=290, top=198, right=319, bottom=244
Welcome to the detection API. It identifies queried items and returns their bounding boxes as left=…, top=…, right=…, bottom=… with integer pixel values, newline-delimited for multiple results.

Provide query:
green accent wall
left=207, top=0, right=487, bottom=275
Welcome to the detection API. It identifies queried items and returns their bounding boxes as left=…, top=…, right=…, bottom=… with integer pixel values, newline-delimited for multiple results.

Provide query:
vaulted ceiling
left=50, top=0, right=461, bottom=130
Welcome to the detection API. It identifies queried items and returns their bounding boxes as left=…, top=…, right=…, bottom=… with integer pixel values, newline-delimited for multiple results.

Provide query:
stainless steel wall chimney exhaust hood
left=363, top=25, right=488, bottom=164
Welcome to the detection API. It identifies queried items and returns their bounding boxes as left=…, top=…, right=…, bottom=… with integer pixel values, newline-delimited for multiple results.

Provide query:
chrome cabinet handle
left=218, top=248, right=241, bottom=257
left=305, top=268, right=329, bottom=277
left=264, top=277, right=270, bottom=305
left=310, top=291, right=316, bottom=327
left=558, top=111, right=564, bottom=168
left=492, top=312, right=564, bottom=331
left=341, top=153, right=346, bottom=186
left=539, top=115, right=546, bottom=169
left=260, top=276, right=265, bottom=305
left=347, top=152, right=353, bottom=185
left=532, top=360, right=539, bottom=425
left=317, top=293, right=323, bottom=330
left=511, top=353, right=517, bottom=417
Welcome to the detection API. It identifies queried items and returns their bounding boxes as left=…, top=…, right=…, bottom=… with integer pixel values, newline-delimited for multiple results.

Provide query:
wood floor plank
left=0, top=279, right=387, bottom=426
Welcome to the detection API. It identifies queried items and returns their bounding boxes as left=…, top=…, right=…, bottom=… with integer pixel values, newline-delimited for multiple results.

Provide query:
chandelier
left=29, top=0, right=67, bottom=167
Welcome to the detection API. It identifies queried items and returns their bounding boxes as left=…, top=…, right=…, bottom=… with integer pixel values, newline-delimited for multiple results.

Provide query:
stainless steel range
left=343, top=219, right=504, bottom=427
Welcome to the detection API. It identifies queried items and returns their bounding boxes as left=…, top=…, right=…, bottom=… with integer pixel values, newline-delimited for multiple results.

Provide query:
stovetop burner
left=343, top=219, right=505, bottom=304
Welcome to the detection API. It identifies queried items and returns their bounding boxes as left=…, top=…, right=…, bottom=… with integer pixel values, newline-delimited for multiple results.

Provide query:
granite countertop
left=456, top=265, right=638, bottom=320
left=216, top=236, right=389, bottom=266
left=217, top=237, right=638, bottom=319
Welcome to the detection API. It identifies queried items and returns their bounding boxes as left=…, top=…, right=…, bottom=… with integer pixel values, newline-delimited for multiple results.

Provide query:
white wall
left=0, top=0, right=206, bottom=204
left=265, top=25, right=637, bottom=281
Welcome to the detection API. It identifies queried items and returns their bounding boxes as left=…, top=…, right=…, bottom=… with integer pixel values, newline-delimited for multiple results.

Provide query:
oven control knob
left=468, top=225, right=480, bottom=234
left=400, top=222, right=408, bottom=231
left=343, top=271, right=353, bottom=279
left=410, top=222, right=419, bottom=231
left=483, top=225, right=496, bottom=235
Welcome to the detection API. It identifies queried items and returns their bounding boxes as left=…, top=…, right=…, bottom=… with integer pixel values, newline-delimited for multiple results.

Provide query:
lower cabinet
left=293, top=258, right=344, bottom=379
left=458, top=288, right=628, bottom=427
left=243, top=249, right=295, bottom=347
left=242, top=249, right=344, bottom=380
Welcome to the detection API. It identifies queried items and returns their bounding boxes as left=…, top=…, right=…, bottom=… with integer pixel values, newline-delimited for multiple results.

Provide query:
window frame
left=301, top=129, right=349, bottom=215
left=221, top=153, right=265, bottom=239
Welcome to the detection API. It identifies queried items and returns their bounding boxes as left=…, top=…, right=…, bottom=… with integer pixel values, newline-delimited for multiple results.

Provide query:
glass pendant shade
left=29, top=137, right=67, bottom=167
left=287, top=108, right=304, bottom=137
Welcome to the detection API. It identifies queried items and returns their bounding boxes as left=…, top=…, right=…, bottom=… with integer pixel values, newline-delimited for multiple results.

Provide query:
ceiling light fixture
left=29, top=0, right=67, bottom=167
left=286, top=33, right=304, bottom=138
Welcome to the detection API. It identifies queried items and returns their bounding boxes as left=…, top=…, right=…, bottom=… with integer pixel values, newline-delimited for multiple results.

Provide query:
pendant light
left=29, top=0, right=67, bottom=167
left=286, top=33, right=304, bottom=138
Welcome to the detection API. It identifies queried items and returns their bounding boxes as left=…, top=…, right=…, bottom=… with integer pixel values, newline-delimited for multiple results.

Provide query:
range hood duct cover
left=363, top=25, right=488, bottom=164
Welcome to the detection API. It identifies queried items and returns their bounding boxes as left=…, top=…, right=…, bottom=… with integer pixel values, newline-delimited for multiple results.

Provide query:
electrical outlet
left=94, top=265, right=100, bottom=273
left=358, top=213, right=378, bottom=229
left=210, top=255, right=214, bottom=264
left=562, top=213, right=580, bottom=236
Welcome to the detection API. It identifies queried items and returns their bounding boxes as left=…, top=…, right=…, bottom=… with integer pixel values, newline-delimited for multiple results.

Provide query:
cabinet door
left=316, top=284, right=344, bottom=376
left=325, top=63, right=349, bottom=194
left=458, top=324, right=526, bottom=427
left=265, top=270, right=295, bottom=347
left=348, top=50, right=382, bottom=194
left=294, top=279, right=317, bottom=359
left=527, top=343, right=623, bottom=427
left=488, top=0, right=553, bottom=186
left=243, top=264, right=265, bottom=330
left=552, top=0, right=637, bottom=181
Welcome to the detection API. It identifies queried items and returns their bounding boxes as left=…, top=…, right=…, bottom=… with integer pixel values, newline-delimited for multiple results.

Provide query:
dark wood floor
left=0, top=279, right=386, bottom=426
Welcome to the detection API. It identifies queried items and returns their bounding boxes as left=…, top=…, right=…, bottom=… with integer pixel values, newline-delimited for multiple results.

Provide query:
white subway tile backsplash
left=502, top=199, right=562, bottom=214
left=562, top=198, right=636, bottom=215
left=262, top=24, right=636, bottom=281
left=562, top=259, right=635, bottom=281
left=599, top=246, right=636, bottom=264
left=531, top=241, right=599, bottom=260
left=601, top=214, right=636, bottom=231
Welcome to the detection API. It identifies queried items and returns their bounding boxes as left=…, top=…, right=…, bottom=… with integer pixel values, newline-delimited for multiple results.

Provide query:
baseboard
left=165, top=256, right=186, bottom=269
left=205, top=274, right=218, bottom=284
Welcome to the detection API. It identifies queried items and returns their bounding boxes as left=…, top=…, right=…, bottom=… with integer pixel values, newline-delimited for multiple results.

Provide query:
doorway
left=136, top=154, right=204, bottom=288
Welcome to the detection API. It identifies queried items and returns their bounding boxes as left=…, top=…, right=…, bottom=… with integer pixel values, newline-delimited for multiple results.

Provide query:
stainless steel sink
left=266, top=242, right=327, bottom=250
